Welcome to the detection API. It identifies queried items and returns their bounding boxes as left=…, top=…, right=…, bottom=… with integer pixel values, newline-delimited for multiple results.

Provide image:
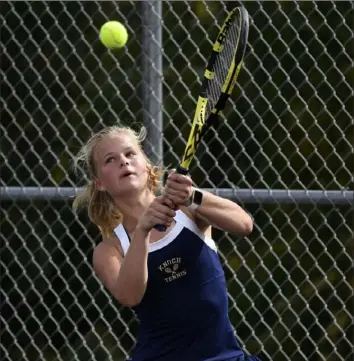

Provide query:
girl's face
left=93, top=132, right=149, bottom=198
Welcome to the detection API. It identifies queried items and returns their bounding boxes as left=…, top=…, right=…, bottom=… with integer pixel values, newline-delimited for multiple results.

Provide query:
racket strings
left=206, top=15, right=241, bottom=117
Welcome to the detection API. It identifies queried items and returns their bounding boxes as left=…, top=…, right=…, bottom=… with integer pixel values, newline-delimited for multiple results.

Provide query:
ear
left=95, top=178, right=106, bottom=191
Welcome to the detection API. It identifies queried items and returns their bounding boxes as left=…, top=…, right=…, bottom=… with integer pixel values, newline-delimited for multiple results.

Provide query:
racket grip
left=175, top=165, right=189, bottom=175
left=153, top=164, right=189, bottom=232
left=154, top=224, right=167, bottom=232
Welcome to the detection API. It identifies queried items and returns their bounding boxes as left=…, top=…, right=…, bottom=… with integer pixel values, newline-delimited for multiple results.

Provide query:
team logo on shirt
left=158, top=257, right=187, bottom=283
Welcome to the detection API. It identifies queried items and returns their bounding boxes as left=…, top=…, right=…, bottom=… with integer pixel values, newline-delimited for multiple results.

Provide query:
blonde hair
left=72, top=125, right=163, bottom=239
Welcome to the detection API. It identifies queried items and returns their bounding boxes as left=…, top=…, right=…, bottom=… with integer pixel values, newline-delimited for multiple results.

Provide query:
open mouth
left=121, top=171, right=135, bottom=179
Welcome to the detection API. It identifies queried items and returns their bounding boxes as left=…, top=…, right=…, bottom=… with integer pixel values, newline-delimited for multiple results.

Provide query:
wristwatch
left=187, top=188, right=203, bottom=211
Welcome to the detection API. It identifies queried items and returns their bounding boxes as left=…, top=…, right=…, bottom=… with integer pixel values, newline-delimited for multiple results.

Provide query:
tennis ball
left=99, top=21, right=128, bottom=49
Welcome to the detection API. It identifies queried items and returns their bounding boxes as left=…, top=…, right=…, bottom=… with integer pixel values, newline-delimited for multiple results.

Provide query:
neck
left=114, top=188, right=155, bottom=231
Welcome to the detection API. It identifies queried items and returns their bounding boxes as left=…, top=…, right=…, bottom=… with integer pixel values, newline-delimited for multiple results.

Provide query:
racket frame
left=155, top=6, right=249, bottom=232
left=178, top=6, right=249, bottom=174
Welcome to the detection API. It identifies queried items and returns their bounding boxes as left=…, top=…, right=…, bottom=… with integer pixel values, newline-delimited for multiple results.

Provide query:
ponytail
left=73, top=182, right=122, bottom=239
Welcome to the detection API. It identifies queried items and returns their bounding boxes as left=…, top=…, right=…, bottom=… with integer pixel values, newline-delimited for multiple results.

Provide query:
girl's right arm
left=93, top=227, right=150, bottom=307
left=93, top=196, right=175, bottom=307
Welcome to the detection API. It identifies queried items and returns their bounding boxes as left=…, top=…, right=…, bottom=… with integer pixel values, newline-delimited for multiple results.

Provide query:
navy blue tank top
left=114, top=210, right=244, bottom=361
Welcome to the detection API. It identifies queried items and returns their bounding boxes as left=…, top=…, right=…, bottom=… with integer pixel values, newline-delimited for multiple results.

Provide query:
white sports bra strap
left=175, top=210, right=217, bottom=253
left=174, top=210, right=204, bottom=238
left=114, top=224, right=130, bottom=256
left=113, top=210, right=217, bottom=255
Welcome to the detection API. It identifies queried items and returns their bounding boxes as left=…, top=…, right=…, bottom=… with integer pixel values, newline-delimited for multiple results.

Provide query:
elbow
left=116, top=293, right=143, bottom=307
left=114, top=276, right=147, bottom=307
left=116, top=297, right=141, bottom=308
left=236, top=214, right=253, bottom=236
left=115, top=286, right=144, bottom=307
left=120, top=300, right=141, bottom=308
left=243, top=216, right=253, bottom=235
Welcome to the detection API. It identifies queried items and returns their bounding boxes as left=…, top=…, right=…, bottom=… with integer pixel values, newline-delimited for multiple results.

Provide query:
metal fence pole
left=2, top=2, right=353, bottom=361
left=1, top=187, right=353, bottom=205
left=141, top=0, right=163, bottom=166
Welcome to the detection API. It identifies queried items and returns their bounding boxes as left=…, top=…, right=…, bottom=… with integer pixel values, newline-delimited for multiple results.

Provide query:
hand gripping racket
left=155, top=6, right=250, bottom=232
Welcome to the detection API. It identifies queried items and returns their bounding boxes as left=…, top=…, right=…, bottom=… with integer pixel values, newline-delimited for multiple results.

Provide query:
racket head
left=205, top=6, right=249, bottom=115
left=155, top=8, right=249, bottom=233
left=178, top=6, right=250, bottom=172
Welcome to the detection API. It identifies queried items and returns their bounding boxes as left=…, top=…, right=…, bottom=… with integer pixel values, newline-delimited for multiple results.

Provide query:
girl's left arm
left=164, top=171, right=253, bottom=236
left=191, top=189, right=253, bottom=236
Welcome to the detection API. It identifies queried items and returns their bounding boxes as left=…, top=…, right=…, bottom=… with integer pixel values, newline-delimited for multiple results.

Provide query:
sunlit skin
left=94, top=134, right=149, bottom=196
left=92, top=132, right=175, bottom=236
left=89, top=128, right=253, bottom=315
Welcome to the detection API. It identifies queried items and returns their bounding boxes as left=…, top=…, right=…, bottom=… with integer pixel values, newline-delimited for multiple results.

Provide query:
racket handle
left=154, top=224, right=167, bottom=232
left=175, top=165, right=189, bottom=175
left=153, top=164, right=189, bottom=232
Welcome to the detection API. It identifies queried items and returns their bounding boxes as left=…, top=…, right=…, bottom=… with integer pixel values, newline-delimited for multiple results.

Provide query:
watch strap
left=187, top=188, right=203, bottom=211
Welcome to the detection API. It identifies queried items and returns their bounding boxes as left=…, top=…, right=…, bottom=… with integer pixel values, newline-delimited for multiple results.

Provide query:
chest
left=145, top=228, right=223, bottom=291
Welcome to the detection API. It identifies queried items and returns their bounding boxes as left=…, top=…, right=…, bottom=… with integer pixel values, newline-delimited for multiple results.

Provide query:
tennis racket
left=155, top=6, right=249, bottom=232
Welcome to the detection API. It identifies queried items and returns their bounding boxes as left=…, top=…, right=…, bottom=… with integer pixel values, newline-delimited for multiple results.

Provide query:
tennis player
left=73, top=125, right=261, bottom=361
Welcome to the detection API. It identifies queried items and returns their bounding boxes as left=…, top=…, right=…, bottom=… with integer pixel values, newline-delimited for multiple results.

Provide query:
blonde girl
left=73, top=125, right=261, bottom=361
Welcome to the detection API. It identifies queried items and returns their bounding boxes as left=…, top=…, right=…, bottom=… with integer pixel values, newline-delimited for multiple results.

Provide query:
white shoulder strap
left=175, top=210, right=203, bottom=237
left=113, top=224, right=130, bottom=256
left=113, top=210, right=217, bottom=255
left=175, top=210, right=217, bottom=253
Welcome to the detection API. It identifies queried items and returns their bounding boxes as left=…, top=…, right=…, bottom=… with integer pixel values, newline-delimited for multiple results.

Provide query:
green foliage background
left=1, top=1, right=353, bottom=361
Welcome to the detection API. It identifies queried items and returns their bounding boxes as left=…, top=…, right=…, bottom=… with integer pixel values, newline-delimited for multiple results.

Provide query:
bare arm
left=192, top=189, right=253, bottom=236
left=93, top=227, right=150, bottom=307
left=164, top=172, right=253, bottom=236
left=93, top=196, right=175, bottom=307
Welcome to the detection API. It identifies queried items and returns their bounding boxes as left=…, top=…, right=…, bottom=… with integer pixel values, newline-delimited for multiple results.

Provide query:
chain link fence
left=1, top=1, right=353, bottom=361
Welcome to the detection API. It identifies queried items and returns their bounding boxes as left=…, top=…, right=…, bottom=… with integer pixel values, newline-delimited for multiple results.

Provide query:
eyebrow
left=103, top=146, right=135, bottom=159
left=103, top=152, right=115, bottom=159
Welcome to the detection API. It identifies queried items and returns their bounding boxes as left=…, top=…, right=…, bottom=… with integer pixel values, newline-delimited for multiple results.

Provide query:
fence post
left=141, top=0, right=163, bottom=166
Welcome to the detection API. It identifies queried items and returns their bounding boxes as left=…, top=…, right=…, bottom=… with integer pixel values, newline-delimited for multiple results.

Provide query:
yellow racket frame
left=179, top=7, right=249, bottom=171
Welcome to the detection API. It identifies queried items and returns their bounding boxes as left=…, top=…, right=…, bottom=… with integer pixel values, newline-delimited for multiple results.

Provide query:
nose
left=120, top=157, right=129, bottom=167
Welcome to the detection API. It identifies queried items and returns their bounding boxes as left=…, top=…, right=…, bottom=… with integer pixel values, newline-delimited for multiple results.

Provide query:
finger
left=156, top=195, right=172, bottom=206
left=166, top=180, right=190, bottom=193
left=155, top=202, right=176, bottom=218
left=165, top=195, right=187, bottom=206
left=151, top=216, right=171, bottom=229
left=168, top=169, right=176, bottom=176
left=164, top=187, right=181, bottom=197
left=153, top=211, right=174, bottom=225
left=166, top=169, right=175, bottom=182
left=169, top=173, right=192, bottom=185
left=165, top=188, right=190, bottom=203
left=156, top=194, right=175, bottom=209
left=161, top=196, right=176, bottom=210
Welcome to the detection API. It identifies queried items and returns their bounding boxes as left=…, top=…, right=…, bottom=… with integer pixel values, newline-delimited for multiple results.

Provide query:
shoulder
left=92, top=234, right=125, bottom=300
left=179, top=206, right=212, bottom=238
left=93, top=233, right=124, bottom=269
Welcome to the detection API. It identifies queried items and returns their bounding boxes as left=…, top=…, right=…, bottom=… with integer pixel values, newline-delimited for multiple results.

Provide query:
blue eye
left=106, top=157, right=115, bottom=164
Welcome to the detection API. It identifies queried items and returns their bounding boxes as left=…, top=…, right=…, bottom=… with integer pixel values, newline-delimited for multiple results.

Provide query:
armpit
left=179, top=206, right=212, bottom=237
left=102, top=233, right=124, bottom=258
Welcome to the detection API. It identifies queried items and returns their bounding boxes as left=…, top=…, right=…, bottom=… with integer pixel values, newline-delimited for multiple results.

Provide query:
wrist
left=185, top=187, right=196, bottom=206
left=134, top=224, right=151, bottom=237
left=187, top=187, right=203, bottom=211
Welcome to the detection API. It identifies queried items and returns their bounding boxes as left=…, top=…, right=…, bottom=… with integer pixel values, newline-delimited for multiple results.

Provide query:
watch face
left=193, top=190, right=203, bottom=205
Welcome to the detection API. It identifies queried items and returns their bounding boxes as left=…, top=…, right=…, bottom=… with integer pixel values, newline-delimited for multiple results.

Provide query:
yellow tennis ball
left=99, top=21, right=128, bottom=49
